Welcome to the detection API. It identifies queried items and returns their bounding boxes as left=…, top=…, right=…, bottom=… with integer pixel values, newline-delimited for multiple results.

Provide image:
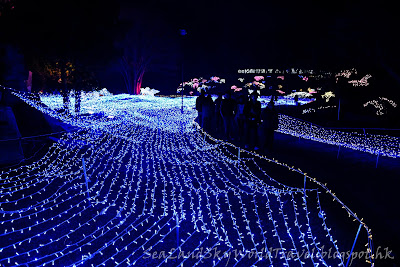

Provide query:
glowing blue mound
left=0, top=93, right=373, bottom=266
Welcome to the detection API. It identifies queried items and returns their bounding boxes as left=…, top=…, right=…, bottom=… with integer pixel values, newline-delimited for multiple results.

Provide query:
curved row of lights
left=278, top=114, right=400, bottom=158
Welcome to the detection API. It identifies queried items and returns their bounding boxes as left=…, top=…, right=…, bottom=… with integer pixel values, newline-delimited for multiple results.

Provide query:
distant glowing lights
left=364, top=97, right=397, bottom=115
left=335, top=68, right=357, bottom=78
left=321, top=91, right=335, bottom=102
left=348, top=74, right=372, bottom=87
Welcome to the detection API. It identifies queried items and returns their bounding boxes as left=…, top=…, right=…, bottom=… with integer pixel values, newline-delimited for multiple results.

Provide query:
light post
left=179, top=29, right=187, bottom=113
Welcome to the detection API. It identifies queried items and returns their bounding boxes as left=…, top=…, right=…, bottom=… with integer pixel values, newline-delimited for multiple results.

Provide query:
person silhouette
left=220, top=91, right=236, bottom=140
left=244, top=91, right=261, bottom=150
left=261, top=98, right=279, bottom=152
left=195, top=90, right=206, bottom=126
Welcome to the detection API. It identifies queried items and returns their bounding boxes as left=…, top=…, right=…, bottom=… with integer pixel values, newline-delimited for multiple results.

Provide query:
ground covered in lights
left=0, top=94, right=368, bottom=266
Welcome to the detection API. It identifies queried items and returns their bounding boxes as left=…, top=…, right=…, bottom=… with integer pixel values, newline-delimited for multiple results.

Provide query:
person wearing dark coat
left=261, top=98, right=279, bottom=152
left=294, top=94, right=299, bottom=106
left=214, top=93, right=223, bottom=136
left=235, top=94, right=247, bottom=143
left=195, top=90, right=206, bottom=125
left=244, top=91, right=261, bottom=150
left=220, top=91, right=236, bottom=140
left=201, top=93, right=214, bottom=132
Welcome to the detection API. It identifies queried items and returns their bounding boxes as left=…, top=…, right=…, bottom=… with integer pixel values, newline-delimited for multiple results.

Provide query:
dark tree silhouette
left=29, top=57, right=98, bottom=112
left=117, top=4, right=179, bottom=95
left=1, top=0, right=118, bottom=112
left=0, top=0, right=15, bottom=17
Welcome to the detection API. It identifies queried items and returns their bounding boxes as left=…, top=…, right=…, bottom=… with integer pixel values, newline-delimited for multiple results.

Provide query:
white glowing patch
left=287, top=91, right=313, bottom=98
left=140, top=87, right=160, bottom=96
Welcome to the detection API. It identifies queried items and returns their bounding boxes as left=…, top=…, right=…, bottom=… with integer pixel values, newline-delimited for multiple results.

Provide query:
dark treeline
left=1, top=0, right=400, bottom=99
left=0, top=0, right=182, bottom=98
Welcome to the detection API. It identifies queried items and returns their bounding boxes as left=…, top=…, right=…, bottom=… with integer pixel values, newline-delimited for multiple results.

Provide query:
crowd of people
left=195, top=90, right=279, bottom=152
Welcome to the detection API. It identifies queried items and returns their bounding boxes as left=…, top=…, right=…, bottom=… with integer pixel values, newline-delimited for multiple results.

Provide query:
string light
left=0, top=86, right=374, bottom=266
left=302, top=106, right=337, bottom=114
left=363, top=97, right=397, bottom=115
left=335, top=69, right=357, bottom=79
left=278, top=114, right=400, bottom=158
left=348, top=74, right=371, bottom=87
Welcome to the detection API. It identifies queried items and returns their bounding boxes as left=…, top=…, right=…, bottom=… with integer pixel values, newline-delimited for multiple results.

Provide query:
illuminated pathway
left=0, top=92, right=374, bottom=266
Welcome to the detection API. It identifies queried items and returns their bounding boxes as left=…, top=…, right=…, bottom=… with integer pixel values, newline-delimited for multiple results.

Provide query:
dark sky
left=136, top=0, right=400, bottom=75
left=2, top=0, right=400, bottom=92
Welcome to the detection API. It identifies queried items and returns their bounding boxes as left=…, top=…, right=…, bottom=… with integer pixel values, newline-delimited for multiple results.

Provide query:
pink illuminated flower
left=348, top=74, right=371, bottom=86
left=254, top=76, right=264, bottom=81
left=211, top=76, right=220, bottom=82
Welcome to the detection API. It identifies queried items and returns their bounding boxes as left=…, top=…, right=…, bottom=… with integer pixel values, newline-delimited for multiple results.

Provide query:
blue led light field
left=0, top=91, right=374, bottom=266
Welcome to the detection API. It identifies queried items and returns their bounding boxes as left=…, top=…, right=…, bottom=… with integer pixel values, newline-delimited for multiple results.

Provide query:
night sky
left=149, top=0, right=399, bottom=68
left=1, top=0, right=400, bottom=93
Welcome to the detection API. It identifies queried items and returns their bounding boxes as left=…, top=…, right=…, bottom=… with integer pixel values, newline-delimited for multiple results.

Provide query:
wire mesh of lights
left=0, top=86, right=374, bottom=266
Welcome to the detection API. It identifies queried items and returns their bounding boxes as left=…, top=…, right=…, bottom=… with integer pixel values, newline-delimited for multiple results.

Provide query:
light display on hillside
left=0, top=86, right=376, bottom=266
